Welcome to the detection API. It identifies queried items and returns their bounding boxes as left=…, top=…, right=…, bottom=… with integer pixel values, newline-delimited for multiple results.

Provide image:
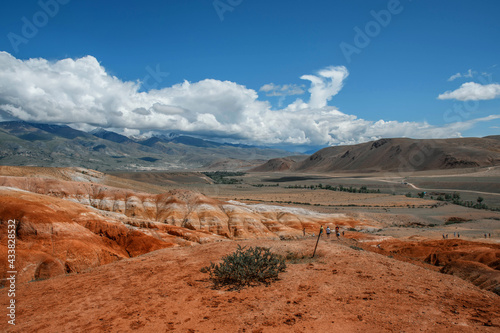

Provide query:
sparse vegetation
left=200, top=245, right=286, bottom=289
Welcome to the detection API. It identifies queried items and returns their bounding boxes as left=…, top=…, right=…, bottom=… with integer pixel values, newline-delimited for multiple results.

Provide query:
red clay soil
left=1, top=238, right=498, bottom=332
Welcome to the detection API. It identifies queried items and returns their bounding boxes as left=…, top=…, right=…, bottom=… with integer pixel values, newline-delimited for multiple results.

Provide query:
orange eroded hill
left=0, top=175, right=364, bottom=283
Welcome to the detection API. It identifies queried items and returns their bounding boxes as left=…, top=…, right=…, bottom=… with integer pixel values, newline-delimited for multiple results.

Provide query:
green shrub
left=200, top=245, right=286, bottom=289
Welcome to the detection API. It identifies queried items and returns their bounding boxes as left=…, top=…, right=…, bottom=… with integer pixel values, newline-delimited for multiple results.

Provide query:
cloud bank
left=0, top=52, right=492, bottom=147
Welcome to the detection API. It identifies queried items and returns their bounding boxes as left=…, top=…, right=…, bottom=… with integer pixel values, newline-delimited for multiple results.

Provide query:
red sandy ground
left=1, top=238, right=498, bottom=333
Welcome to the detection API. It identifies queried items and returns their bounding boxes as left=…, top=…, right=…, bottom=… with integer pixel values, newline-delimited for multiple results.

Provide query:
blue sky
left=0, top=0, right=499, bottom=151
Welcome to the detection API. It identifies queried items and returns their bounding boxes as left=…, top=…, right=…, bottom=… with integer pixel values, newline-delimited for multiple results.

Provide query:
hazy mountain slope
left=0, top=121, right=290, bottom=170
left=90, top=128, right=135, bottom=144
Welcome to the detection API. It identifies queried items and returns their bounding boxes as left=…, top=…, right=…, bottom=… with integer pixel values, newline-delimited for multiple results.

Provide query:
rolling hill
left=252, top=137, right=500, bottom=173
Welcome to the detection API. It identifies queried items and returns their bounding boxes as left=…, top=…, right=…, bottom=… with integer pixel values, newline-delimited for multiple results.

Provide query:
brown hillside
left=251, top=157, right=297, bottom=172
left=255, top=137, right=500, bottom=173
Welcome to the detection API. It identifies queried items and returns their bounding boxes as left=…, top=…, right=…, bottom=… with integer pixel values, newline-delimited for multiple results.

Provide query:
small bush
left=201, top=245, right=286, bottom=289
left=444, top=217, right=469, bottom=225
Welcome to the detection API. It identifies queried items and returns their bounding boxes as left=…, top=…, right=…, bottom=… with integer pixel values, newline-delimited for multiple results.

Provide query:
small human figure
left=446, top=234, right=448, bottom=239
left=485, top=233, right=487, bottom=239
left=457, top=232, right=460, bottom=238
left=454, top=232, right=456, bottom=237
left=320, top=225, right=324, bottom=237
left=442, top=234, right=445, bottom=239
left=335, top=225, right=340, bottom=240
left=489, top=233, right=491, bottom=238
left=303, top=228, right=306, bottom=236
left=326, top=226, right=331, bottom=238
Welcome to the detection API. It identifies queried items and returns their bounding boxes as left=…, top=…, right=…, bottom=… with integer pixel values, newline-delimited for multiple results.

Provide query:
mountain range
left=2, top=121, right=499, bottom=173
left=0, top=121, right=291, bottom=171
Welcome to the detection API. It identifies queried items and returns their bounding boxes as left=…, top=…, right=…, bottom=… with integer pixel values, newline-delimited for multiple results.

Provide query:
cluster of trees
left=203, top=171, right=246, bottom=184
left=436, top=193, right=495, bottom=210
left=407, top=191, right=498, bottom=211
left=285, top=183, right=381, bottom=194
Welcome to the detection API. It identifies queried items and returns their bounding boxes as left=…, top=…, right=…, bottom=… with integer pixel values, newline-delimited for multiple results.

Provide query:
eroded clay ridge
left=0, top=174, right=365, bottom=284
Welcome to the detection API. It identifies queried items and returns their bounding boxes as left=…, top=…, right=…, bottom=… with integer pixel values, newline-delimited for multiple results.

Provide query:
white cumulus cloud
left=438, top=82, right=500, bottom=101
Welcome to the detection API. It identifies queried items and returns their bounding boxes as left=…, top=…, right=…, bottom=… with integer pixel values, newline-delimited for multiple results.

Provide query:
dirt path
left=404, top=181, right=500, bottom=196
